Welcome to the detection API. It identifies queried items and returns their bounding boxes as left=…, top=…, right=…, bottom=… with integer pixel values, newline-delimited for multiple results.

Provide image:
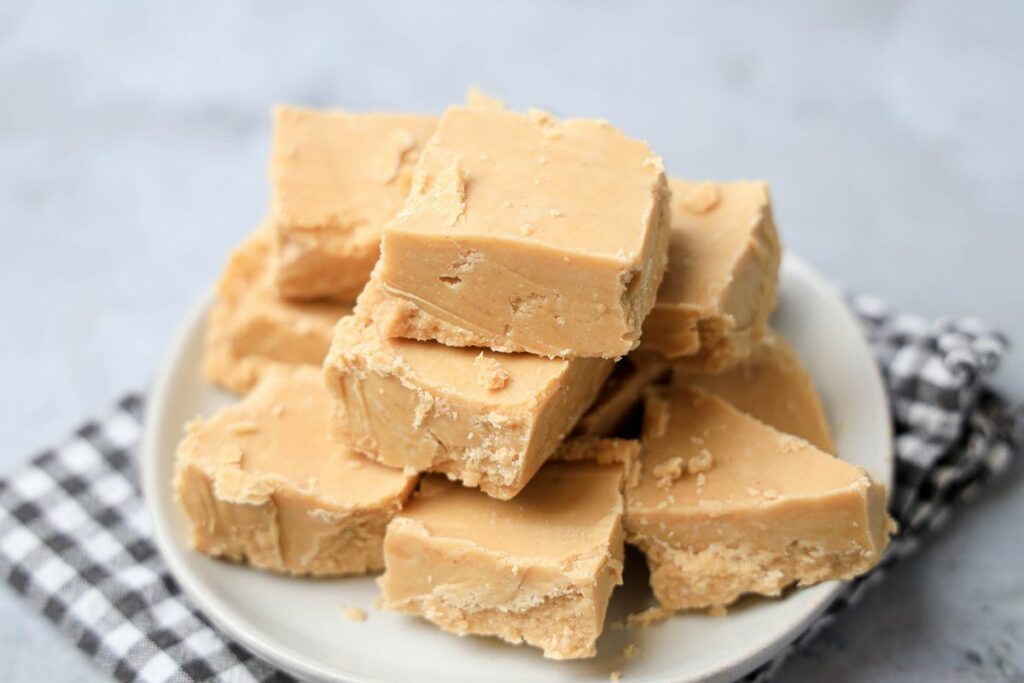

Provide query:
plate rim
left=141, top=252, right=893, bottom=683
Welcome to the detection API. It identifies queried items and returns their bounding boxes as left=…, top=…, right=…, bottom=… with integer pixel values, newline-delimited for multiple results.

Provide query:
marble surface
left=1, top=1, right=1022, bottom=681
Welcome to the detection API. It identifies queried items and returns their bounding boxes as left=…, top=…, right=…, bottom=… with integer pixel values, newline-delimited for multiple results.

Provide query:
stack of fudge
left=175, top=92, right=894, bottom=660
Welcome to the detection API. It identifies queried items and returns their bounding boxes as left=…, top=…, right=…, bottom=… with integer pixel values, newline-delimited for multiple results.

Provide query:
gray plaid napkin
left=0, top=298, right=1019, bottom=683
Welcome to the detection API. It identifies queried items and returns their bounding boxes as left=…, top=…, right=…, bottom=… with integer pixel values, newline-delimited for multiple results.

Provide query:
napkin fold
left=0, top=297, right=1019, bottom=683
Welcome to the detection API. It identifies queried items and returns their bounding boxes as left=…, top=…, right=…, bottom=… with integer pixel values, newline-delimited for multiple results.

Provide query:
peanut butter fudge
left=323, top=305, right=613, bottom=499
left=464, top=86, right=505, bottom=111
left=370, top=105, right=670, bottom=359
left=575, top=352, right=669, bottom=438
left=377, top=438, right=636, bottom=659
left=626, top=386, right=892, bottom=610
left=175, top=365, right=417, bottom=576
left=270, top=106, right=436, bottom=301
left=674, top=334, right=835, bottom=452
left=640, top=179, right=781, bottom=370
left=203, top=229, right=352, bottom=394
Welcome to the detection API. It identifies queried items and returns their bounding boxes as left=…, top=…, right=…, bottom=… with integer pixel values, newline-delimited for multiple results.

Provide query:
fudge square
left=269, top=105, right=436, bottom=301
left=626, top=386, right=892, bottom=611
left=370, top=105, right=671, bottom=359
left=175, top=365, right=417, bottom=576
left=323, top=307, right=613, bottom=499
left=674, top=334, right=835, bottom=453
left=377, top=438, right=637, bottom=659
left=640, top=179, right=781, bottom=370
left=203, top=228, right=352, bottom=394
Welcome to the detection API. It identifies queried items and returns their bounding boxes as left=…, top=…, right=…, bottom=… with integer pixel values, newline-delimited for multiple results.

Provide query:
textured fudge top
left=631, top=386, right=870, bottom=514
left=674, top=335, right=835, bottom=453
left=179, top=365, right=415, bottom=507
left=332, top=313, right=582, bottom=407
left=397, top=439, right=633, bottom=562
left=657, top=179, right=776, bottom=310
left=383, top=106, right=665, bottom=260
left=270, top=106, right=436, bottom=230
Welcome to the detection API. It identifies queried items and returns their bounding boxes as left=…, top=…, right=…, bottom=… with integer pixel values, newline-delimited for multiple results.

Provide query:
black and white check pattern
left=0, top=397, right=291, bottom=683
left=0, top=300, right=1019, bottom=683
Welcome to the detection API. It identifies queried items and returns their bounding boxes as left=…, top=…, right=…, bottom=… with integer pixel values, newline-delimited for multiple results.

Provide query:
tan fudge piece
left=575, top=352, right=670, bottom=438
left=203, top=229, right=352, bottom=394
left=323, top=309, right=613, bottom=499
left=175, top=365, right=417, bottom=576
left=378, top=438, right=636, bottom=659
left=674, top=334, right=835, bottom=452
left=626, top=386, right=892, bottom=610
left=640, top=179, right=781, bottom=369
left=270, top=106, right=436, bottom=301
left=464, top=87, right=505, bottom=111
left=372, top=105, right=670, bottom=359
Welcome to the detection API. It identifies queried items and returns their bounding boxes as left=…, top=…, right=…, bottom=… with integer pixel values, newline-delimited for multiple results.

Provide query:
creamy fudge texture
left=174, top=366, right=417, bottom=576
left=378, top=438, right=636, bottom=659
left=575, top=352, right=669, bottom=438
left=640, top=179, right=781, bottom=370
left=270, top=106, right=436, bottom=301
left=372, top=105, right=670, bottom=359
left=674, top=334, right=835, bottom=453
left=323, top=305, right=613, bottom=499
left=626, top=386, right=892, bottom=610
left=203, top=229, right=352, bottom=394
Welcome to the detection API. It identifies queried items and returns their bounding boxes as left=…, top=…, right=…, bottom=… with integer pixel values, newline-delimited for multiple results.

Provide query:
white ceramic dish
left=142, top=253, right=892, bottom=683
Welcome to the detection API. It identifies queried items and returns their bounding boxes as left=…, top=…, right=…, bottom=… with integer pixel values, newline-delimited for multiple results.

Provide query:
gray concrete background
left=1, top=1, right=1022, bottom=681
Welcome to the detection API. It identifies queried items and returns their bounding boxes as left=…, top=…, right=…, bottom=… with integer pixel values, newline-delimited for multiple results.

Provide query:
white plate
left=142, top=253, right=892, bottom=683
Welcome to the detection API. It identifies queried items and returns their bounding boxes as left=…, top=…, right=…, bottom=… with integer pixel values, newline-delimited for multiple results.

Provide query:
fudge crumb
left=696, top=472, right=707, bottom=489
left=473, top=353, right=510, bottom=390
left=465, top=87, right=504, bottom=111
left=681, top=182, right=720, bottom=214
left=527, top=108, right=553, bottom=126
left=344, top=607, right=367, bottom=622
left=622, top=643, right=642, bottom=659
left=622, top=606, right=671, bottom=626
left=642, top=155, right=663, bottom=170
left=550, top=208, right=564, bottom=217
left=778, top=434, right=805, bottom=454
left=627, top=606, right=673, bottom=626
left=538, top=155, right=549, bottom=165
left=643, top=395, right=671, bottom=438
left=409, top=153, right=465, bottom=226
left=271, top=403, right=286, bottom=418
left=707, top=605, right=728, bottom=617
left=652, top=456, right=685, bottom=489
left=610, top=672, right=622, bottom=682
left=412, top=392, right=435, bottom=429
left=229, top=420, right=260, bottom=435
left=688, top=449, right=713, bottom=474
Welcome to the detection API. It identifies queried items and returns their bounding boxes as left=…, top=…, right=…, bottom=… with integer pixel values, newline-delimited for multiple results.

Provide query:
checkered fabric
left=0, top=398, right=291, bottom=683
left=0, top=300, right=1019, bottom=683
